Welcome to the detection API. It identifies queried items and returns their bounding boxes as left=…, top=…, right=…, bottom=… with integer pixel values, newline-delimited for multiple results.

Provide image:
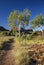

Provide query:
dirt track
left=0, top=50, right=15, bottom=65
left=0, top=39, right=44, bottom=65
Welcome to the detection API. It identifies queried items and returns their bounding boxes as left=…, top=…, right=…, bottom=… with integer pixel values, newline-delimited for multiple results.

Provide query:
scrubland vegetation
left=0, top=9, right=44, bottom=65
left=0, top=35, right=44, bottom=65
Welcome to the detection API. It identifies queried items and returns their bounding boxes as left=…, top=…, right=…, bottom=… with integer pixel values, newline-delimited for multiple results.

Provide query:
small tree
left=8, top=11, right=18, bottom=35
left=8, top=9, right=31, bottom=37
left=18, top=9, right=31, bottom=36
left=30, top=14, right=44, bottom=37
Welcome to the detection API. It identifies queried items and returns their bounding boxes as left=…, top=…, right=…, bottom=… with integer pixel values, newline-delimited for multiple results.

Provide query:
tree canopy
left=30, top=14, right=44, bottom=29
left=8, top=9, right=31, bottom=29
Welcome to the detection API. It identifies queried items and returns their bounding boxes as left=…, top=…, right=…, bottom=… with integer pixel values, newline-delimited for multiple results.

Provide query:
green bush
left=0, top=32, right=4, bottom=36
left=0, top=31, right=9, bottom=36
left=21, top=34, right=26, bottom=40
left=31, top=31, right=37, bottom=36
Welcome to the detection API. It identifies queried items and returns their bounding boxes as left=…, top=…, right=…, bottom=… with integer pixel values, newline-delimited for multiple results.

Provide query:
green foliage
left=15, top=32, right=19, bottom=37
left=30, top=14, right=44, bottom=28
left=0, top=31, right=7, bottom=36
left=21, top=34, right=26, bottom=40
left=26, top=34, right=32, bottom=40
left=8, top=9, right=31, bottom=33
left=23, top=9, right=31, bottom=25
left=8, top=31, right=15, bottom=36
left=0, top=31, right=14, bottom=36
left=8, top=10, right=18, bottom=28
left=8, top=9, right=31, bottom=37
left=31, top=31, right=37, bottom=35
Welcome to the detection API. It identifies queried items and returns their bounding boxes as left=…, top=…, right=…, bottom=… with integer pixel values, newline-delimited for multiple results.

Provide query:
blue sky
left=0, top=0, right=44, bottom=30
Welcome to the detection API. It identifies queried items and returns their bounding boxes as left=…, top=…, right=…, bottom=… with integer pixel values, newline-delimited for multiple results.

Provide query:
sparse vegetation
left=14, top=36, right=44, bottom=65
left=0, top=35, right=44, bottom=65
left=0, top=36, right=14, bottom=49
left=0, top=9, right=44, bottom=65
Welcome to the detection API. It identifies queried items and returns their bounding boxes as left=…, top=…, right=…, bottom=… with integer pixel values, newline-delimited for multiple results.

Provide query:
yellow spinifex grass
left=14, top=36, right=44, bottom=46
left=0, top=36, right=44, bottom=65
left=0, top=36, right=14, bottom=49
left=14, top=36, right=44, bottom=65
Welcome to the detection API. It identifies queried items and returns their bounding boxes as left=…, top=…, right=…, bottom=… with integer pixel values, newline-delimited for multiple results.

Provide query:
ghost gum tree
left=30, top=14, right=44, bottom=37
left=8, top=11, right=18, bottom=35
left=8, top=9, right=31, bottom=36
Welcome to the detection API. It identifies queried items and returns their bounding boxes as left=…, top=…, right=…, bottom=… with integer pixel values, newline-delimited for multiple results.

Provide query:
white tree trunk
left=42, top=30, right=44, bottom=38
left=19, top=24, right=20, bottom=37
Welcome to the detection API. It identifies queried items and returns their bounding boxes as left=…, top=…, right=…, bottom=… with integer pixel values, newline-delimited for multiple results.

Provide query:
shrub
left=0, top=31, right=10, bottom=36
left=0, top=32, right=4, bottom=36
left=31, top=31, right=37, bottom=36
left=26, top=34, right=32, bottom=40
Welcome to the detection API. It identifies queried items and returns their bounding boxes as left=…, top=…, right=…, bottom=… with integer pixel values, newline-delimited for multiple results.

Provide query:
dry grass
left=0, top=36, right=14, bottom=49
left=13, top=36, right=44, bottom=65
left=13, top=36, right=44, bottom=47
left=0, top=36, right=44, bottom=65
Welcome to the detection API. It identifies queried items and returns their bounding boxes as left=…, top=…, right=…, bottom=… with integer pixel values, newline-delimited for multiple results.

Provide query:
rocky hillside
left=0, top=26, right=9, bottom=31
